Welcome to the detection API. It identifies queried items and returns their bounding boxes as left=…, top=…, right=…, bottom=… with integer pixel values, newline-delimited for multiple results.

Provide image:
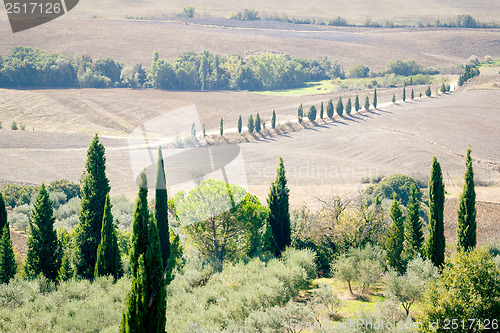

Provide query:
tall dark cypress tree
left=297, top=104, right=303, bottom=123
left=336, top=97, right=343, bottom=116
left=121, top=173, right=166, bottom=333
left=220, top=117, right=223, bottom=136
left=271, top=110, right=276, bottom=129
left=95, top=194, right=123, bottom=280
left=404, top=184, right=424, bottom=256
left=345, top=98, right=352, bottom=115
left=255, top=113, right=262, bottom=133
left=0, top=193, right=6, bottom=238
left=364, top=96, right=370, bottom=111
left=308, top=105, right=317, bottom=121
left=248, top=115, right=254, bottom=133
left=74, top=134, right=110, bottom=279
left=426, top=157, right=446, bottom=268
left=267, top=157, right=291, bottom=257
left=155, top=147, right=171, bottom=272
left=402, top=84, right=406, bottom=101
left=373, top=88, right=378, bottom=109
left=320, top=102, right=324, bottom=119
left=25, top=184, right=60, bottom=280
left=237, top=116, right=242, bottom=133
left=0, top=224, right=17, bottom=284
left=326, top=99, right=334, bottom=118
left=385, top=197, right=405, bottom=273
left=457, top=146, right=476, bottom=252
left=354, top=95, right=360, bottom=112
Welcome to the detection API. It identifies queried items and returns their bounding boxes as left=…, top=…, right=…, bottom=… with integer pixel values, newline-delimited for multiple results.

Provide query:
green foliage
left=320, top=102, right=324, bottom=119
left=421, top=249, right=500, bottom=331
left=385, top=198, right=405, bottom=273
left=0, top=276, right=130, bottom=332
left=267, top=158, right=291, bottom=257
left=354, top=95, right=360, bottom=111
left=202, top=123, right=206, bottom=137
left=326, top=99, right=334, bottom=118
left=385, top=59, right=425, bottom=76
left=426, top=157, right=445, bottom=268
left=336, top=97, right=343, bottom=116
left=308, top=105, right=317, bottom=121
left=47, top=179, right=80, bottom=200
left=0, top=224, right=17, bottom=284
left=297, top=103, right=303, bottom=123
left=404, top=184, right=424, bottom=259
left=347, top=64, right=370, bottom=78
left=178, top=6, right=195, bottom=18
left=248, top=114, right=254, bottom=133
left=227, top=8, right=260, bottom=21
left=167, top=249, right=316, bottom=332
left=95, top=194, right=123, bottom=280
left=345, top=98, right=352, bottom=115
left=10, top=121, right=17, bottom=130
left=219, top=117, right=223, bottom=136
left=392, top=94, right=396, bottom=103
left=58, top=251, right=73, bottom=282
left=74, top=134, right=110, bottom=279
left=457, top=146, right=476, bottom=252
left=364, top=174, right=422, bottom=206
left=332, top=244, right=386, bottom=294
left=373, top=88, right=378, bottom=108
left=0, top=194, right=6, bottom=237
left=155, top=147, right=170, bottom=272
left=237, top=115, right=242, bottom=133
left=425, top=85, right=431, bottom=97
left=402, top=85, right=406, bottom=101
left=364, top=96, right=370, bottom=110
left=411, top=88, right=414, bottom=99
left=271, top=110, right=276, bottom=129
left=25, top=184, right=60, bottom=281
left=255, top=113, right=261, bottom=133
left=311, top=284, right=342, bottom=316
left=385, top=256, right=438, bottom=316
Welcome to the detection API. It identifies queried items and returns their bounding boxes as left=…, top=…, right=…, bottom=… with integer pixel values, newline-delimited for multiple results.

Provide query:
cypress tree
left=326, top=99, right=334, bottom=118
left=373, top=88, right=378, bottom=109
left=425, top=85, right=431, bottom=97
left=336, top=97, right=343, bottom=117
left=345, top=98, right=352, bottom=115
left=267, top=157, right=291, bottom=257
left=440, top=83, right=446, bottom=94
left=220, top=117, right=223, bottom=136
left=237, top=116, right=242, bottom=133
left=402, top=84, right=406, bottom=101
left=25, top=184, right=60, bottom=280
left=392, top=94, right=396, bottom=103
left=364, top=96, right=370, bottom=111
left=320, top=102, right=324, bottom=119
left=354, top=95, right=360, bottom=112
left=385, top=197, right=405, bottom=273
left=202, top=123, right=206, bottom=138
left=155, top=147, right=170, bottom=271
left=457, top=146, right=476, bottom=252
left=0, top=193, right=6, bottom=238
left=95, top=194, right=123, bottom=280
left=255, top=113, right=261, bottom=133
left=120, top=173, right=166, bottom=333
left=74, top=134, right=110, bottom=279
left=426, top=157, right=446, bottom=268
left=271, top=110, right=276, bottom=129
left=58, top=251, right=73, bottom=282
left=419, top=92, right=422, bottom=98
left=248, top=115, right=254, bottom=133
left=297, top=104, right=303, bottom=123
left=411, top=89, right=414, bottom=100
left=404, top=184, right=424, bottom=256
left=0, top=224, right=17, bottom=284
left=308, top=105, right=317, bottom=121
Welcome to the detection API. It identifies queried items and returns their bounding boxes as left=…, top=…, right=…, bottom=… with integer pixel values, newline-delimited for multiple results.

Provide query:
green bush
left=47, top=179, right=80, bottom=200
left=365, top=174, right=422, bottom=206
left=0, top=183, right=36, bottom=207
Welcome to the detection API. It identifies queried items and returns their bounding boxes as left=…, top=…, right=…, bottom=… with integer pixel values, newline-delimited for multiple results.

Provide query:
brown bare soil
left=10, top=228, right=28, bottom=257
left=0, top=18, right=499, bottom=71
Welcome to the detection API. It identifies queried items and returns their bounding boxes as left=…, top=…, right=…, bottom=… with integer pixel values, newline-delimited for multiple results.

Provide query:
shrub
left=10, top=121, right=17, bottom=130
left=48, top=179, right=80, bottom=200
left=347, top=64, right=370, bottom=78
left=365, top=174, right=422, bottom=206
left=385, top=59, right=424, bottom=76
left=311, top=283, right=342, bottom=317
left=178, top=6, right=195, bottom=18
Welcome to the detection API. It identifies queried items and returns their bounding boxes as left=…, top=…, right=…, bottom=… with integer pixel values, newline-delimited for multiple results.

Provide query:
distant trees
left=237, top=116, right=242, bottom=133
left=404, top=184, right=424, bottom=258
left=392, top=94, right=396, bottom=103
left=74, top=134, right=110, bottom=279
left=271, top=110, right=276, bottom=129
left=326, top=99, right=334, bottom=118
left=385, top=59, right=425, bottom=76
left=320, top=102, right=324, bottom=120
left=267, top=157, right=291, bottom=257
left=308, top=105, right=317, bottom=121
left=346, top=64, right=370, bottom=78
left=255, top=113, right=262, bottom=133
left=402, top=84, right=406, bottom=101
left=220, top=117, right=224, bottom=136
left=0, top=193, right=16, bottom=284
left=426, top=157, right=446, bottom=268
left=10, top=121, right=18, bottom=130
left=354, top=95, right=360, bottom=112
left=425, top=85, right=431, bottom=97
left=178, top=6, right=195, bottom=18
left=228, top=8, right=260, bottom=21
left=297, top=104, right=303, bottom=123
left=458, top=64, right=480, bottom=86
left=457, top=146, right=476, bottom=252
left=373, top=88, right=377, bottom=109
left=336, top=97, right=343, bottom=117
left=248, top=115, right=255, bottom=133
left=25, top=184, right=60, bottom=280
left=411, top=89, right=414, bottom=99
left=94, top=194, right=123, bottom=280
left=364, top=96, right=370, bottom=111
left=345, top=98, right=352, bottom=115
